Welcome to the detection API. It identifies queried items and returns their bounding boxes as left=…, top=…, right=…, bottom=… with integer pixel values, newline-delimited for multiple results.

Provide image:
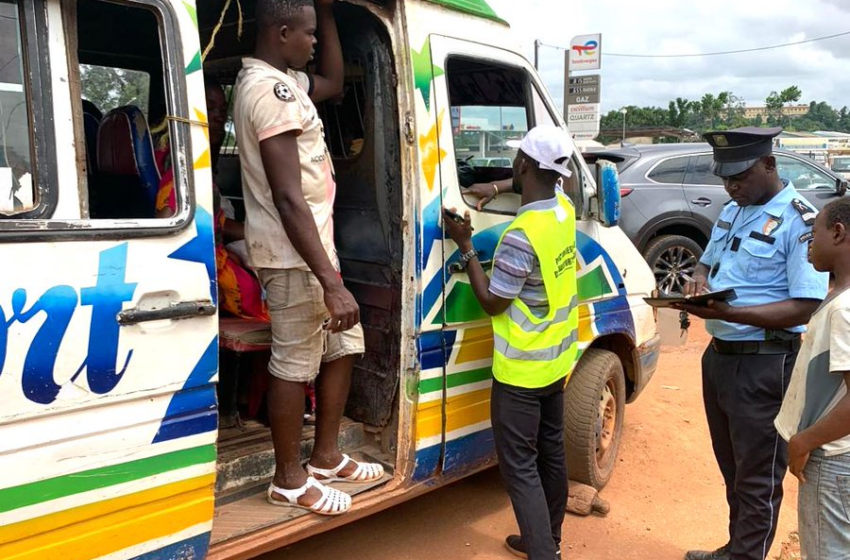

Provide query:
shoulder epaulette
left=791, top=198, right=816, bottom=226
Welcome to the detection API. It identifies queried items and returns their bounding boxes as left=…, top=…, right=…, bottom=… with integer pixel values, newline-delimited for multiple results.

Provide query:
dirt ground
left=261, top=320, right=801, bottom=560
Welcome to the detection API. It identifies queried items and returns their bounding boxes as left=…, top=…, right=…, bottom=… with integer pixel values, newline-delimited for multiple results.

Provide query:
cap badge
left=713, top=134, right=729, bottom=147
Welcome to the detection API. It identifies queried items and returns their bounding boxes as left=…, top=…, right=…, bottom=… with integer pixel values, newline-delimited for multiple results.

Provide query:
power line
left=538, top=29, right=850, bottom=58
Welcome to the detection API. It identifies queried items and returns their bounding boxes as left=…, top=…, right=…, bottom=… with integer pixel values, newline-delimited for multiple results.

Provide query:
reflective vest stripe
left=493, top=329, right=579, bottom=361
left=506, top=295, right=578, bottom=333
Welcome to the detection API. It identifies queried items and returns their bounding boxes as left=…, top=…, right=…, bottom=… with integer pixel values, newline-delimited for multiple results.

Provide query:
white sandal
left=306, top=454, right=385, bottom=483
left=266, top=476, right=351, bottom=516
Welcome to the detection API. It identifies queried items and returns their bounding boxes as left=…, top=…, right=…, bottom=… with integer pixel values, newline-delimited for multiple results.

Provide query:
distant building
left=743, top=104, right=809, bottom=123
left=774, top=130, right=850, bottom=165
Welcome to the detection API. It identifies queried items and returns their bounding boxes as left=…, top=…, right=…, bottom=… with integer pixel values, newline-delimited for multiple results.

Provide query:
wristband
left=459, top=248, right=479, bottom=269
left=492, top=184, right=499, bottom=200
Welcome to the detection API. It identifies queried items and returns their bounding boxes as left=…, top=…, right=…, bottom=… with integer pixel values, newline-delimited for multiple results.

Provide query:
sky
left=487, top=0, right=850, bottom=116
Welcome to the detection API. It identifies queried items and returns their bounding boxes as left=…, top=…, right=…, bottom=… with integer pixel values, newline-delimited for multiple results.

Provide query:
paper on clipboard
left=643, top=289, right=738, bottom=309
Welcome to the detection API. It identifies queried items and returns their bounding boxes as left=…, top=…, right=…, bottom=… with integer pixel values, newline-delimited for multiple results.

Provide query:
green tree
left=80, top=65, right=151, bottom=116
left=765, top=85, right=802, bottom=127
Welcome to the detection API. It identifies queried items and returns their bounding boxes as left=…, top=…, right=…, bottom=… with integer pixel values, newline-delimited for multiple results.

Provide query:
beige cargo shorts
left=258, top=268, right=365, bottom=383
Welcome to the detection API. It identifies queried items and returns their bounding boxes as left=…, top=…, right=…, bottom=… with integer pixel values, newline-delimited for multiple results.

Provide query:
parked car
left=831, top=155, right=850, bottom=180
left=584, top=143, right=847, bottom=294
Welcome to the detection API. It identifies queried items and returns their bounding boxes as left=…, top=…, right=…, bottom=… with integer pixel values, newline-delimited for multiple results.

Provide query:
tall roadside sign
left=564, top=33, right=601, bottom=140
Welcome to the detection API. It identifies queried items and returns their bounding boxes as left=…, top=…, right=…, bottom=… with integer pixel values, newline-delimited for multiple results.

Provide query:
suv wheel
left=644, top=235, right=703, bottom=295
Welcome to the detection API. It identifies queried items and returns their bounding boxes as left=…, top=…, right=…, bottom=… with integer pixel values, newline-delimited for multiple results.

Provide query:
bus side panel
left=0, top=2, right=220, bottom=559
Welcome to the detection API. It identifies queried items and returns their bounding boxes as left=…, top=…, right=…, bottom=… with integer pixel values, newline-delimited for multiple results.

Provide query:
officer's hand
left=683, top=273, right=708, bottom=298
left=671, top=299, right=734, bottom=321
left=465, top=183, right=500, bottom=211
left=788, top=434, right=811, bottom=484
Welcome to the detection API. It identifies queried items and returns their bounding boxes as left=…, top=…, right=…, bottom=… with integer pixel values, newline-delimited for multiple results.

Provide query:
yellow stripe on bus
left=445, top=388, right=491, bottom=435
left=416, top=387, right=494, bottom=445
left=455, top=325, right=494, bottom=364
left=0, top=476, right=214, bottom=560
left=415, top=398, right=443, bottom=445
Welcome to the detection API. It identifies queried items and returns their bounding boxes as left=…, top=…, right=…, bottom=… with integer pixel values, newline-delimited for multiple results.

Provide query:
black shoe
left=684, top=544, right=731, bottom=560
left=504, top=535, right=561, bottom=560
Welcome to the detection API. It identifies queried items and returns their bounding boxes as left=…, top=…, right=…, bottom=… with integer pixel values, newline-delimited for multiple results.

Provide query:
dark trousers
left=491, top=377, right=567, bottom=560
left=701, top=345, right=797, bottom=560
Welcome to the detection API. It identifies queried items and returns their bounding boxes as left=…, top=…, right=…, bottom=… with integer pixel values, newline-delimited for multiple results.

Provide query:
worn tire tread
left=564, top=348, right=625, bottom=490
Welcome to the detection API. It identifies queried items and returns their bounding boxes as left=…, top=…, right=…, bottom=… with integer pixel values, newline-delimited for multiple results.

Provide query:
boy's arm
left=309, top=0, right=344, bottom=103
left=788, top=304, right=850, bottom=482
left=788, top=372, right=850, bottom=482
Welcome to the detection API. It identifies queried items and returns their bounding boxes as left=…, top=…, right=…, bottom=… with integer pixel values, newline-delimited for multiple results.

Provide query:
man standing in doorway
left=444, top=125, right=579, bottom=560
left=233, top=0, right=383, bottom=516
left=674, top=127, right=829, bottom=560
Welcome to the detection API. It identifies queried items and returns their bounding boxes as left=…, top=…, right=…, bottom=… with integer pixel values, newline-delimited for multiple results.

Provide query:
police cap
left=703, top=126, right=782, bottom=178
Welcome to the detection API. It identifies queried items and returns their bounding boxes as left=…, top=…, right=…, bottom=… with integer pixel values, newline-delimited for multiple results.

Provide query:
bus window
left=74, top=0, right=183, bottom=221
left=0, top=0, right=35, bottom=216
left=80, top=65, right=151, bottom=118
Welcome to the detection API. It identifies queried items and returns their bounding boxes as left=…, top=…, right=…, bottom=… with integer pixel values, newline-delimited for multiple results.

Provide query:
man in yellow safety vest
left=444, top=125, right=579, bottom=560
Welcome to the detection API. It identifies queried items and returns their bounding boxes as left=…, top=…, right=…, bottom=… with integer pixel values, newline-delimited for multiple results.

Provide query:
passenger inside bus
left=155, top=77, right=269, bottom=323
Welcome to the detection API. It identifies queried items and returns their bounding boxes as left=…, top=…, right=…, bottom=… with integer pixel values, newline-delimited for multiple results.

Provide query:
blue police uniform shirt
left=700, top=181, right=829, bottom=341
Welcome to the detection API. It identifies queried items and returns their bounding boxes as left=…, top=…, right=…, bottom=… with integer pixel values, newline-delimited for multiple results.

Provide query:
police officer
left=673, top=127, right=829, bottom=560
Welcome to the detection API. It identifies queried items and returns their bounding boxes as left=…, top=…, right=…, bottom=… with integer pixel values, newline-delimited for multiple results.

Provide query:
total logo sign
left=569, top=33, right=601, bottom=70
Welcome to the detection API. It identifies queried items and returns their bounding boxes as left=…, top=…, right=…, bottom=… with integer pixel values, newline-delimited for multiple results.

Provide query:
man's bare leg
left=310, top=355, right=354, bottom=470
left=268, top=376, right=322, bottom=504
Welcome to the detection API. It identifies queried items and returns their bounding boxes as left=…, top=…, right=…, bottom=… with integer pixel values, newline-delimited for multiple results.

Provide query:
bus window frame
left=0, top=0, right=58, bottom=222
left=0, top=0, right=195, bottom=242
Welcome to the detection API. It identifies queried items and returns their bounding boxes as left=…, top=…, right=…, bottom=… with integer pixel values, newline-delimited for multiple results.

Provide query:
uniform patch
left=717, top=219, right=732, bottom=230
left=274, top=82, right=295, bottom=102
left=799, top=231, right=814, bottom=244
left=762, top=217, right=782, bottom=236
left=749, top=231, right=776, bottom=245
left=791, top=198, right=816, bottom=226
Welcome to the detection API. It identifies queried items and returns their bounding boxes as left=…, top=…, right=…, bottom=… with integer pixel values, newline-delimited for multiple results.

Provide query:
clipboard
left=643, top=289, right=738, bottom=309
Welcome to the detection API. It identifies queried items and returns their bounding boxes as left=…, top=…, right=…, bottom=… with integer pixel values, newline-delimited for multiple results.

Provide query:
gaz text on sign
left=566, top=74, right=601, bottom=105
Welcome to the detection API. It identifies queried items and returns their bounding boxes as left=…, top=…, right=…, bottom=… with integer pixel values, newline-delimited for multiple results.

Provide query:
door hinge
left=404, top=113, right=415, bottom=144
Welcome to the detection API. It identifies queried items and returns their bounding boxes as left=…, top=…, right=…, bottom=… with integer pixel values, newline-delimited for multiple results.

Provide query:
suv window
left=647, top=156, right=688, bottom=184
left=0, top=0, right=35, bottom=216
left=775, top=154, right=835, bottom=190
left=685, top=154, right=722, bottom=186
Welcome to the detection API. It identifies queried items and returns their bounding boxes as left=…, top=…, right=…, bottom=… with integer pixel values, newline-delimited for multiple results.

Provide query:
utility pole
left=620, top=108, right=628, bottom=145
left=534, top=39, right=540, bottom=70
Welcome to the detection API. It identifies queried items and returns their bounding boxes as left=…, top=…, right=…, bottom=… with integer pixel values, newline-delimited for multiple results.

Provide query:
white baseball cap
left=506, top=125, right=573, bottom=178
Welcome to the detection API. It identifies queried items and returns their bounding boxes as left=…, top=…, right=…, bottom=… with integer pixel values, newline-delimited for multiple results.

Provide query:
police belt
left=711, top=336, right=801, bottom=355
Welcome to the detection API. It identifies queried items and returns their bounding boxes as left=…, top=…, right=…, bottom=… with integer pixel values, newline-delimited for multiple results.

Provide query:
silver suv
left=585, top=143, right=847, bottom=294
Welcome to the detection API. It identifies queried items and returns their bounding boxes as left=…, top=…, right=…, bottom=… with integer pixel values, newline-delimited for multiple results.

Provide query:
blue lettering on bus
left=0, top=243, right=137, bottom=405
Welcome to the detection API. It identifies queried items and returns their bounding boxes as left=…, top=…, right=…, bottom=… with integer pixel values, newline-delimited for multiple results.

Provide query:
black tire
left=564, top=349, right=626, bottom=490
left=643, top=234, right=703, bottom=295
